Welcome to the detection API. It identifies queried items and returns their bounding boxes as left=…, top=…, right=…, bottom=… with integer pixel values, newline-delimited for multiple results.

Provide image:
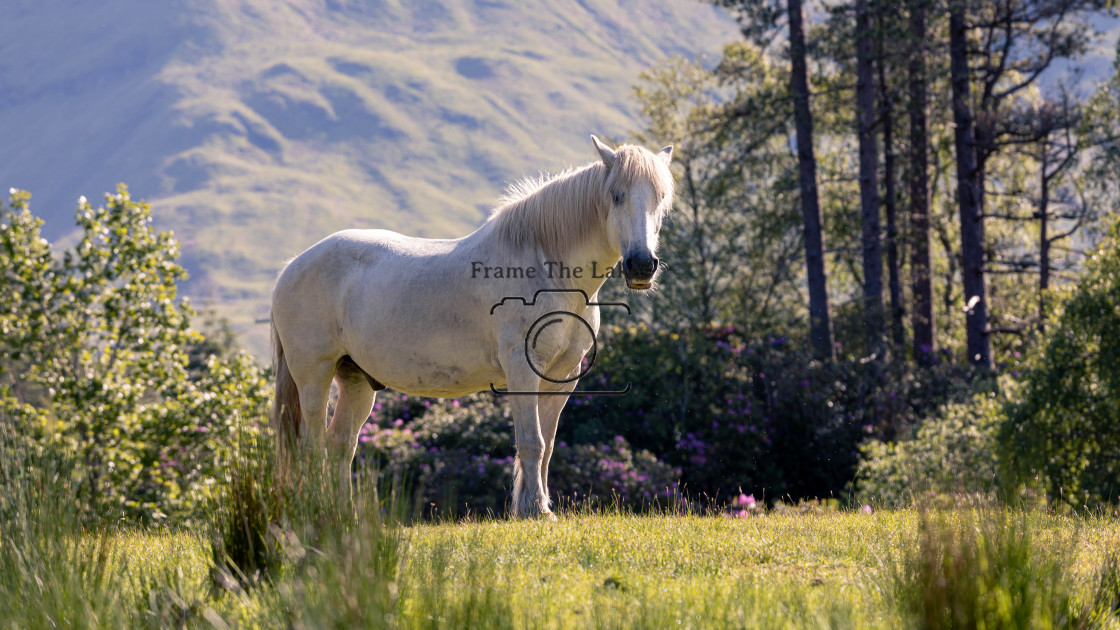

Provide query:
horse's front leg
left=538, top=380, right=576, bottom=504
left=504, top=367, right=552, bottom=520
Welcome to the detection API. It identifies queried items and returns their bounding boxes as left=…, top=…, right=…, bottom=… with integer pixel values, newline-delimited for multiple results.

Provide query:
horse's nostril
left=624, top=257, right=635, bottom=273
left=651, top=257, right=659, bottom=272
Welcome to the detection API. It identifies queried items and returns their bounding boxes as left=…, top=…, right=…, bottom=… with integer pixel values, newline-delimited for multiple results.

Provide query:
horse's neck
left=552, top=221, right=620, bottom=298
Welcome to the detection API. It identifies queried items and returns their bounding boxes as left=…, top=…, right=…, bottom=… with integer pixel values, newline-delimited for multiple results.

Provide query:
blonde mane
left=487, top=145, right=674, bottom=259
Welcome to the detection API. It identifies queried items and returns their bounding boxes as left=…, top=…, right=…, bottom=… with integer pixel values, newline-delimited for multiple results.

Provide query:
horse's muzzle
left=623, top=253, right=659, bottom=289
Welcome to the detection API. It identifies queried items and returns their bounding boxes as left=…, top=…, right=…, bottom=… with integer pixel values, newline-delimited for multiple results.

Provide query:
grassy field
left=13, top=507, right=1117, bottom=629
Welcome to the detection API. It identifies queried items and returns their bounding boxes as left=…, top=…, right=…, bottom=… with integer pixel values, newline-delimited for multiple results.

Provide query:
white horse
left=270, top=136, right=673, bottom=518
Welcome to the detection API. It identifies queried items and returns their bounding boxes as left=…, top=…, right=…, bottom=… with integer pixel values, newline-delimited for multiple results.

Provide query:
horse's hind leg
left=288, top=357, right=335, bottom=446
left=329, top=360, right=376, bottom=503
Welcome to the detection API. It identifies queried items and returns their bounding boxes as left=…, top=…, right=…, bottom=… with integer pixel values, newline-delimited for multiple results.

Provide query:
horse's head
left=592, top=136, right=674, bottom=290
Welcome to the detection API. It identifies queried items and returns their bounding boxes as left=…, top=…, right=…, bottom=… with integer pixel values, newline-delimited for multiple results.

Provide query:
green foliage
left=999, top=221, right=1120, bottom=508
left=856, top=384, right=1010, bottom=508
left=0, top=187, right=270, bottom=522
left=633, top=49, right=804, bottom=336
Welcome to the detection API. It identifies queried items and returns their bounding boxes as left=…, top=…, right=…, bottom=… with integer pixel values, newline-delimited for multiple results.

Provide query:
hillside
left=0, top=0, right=738, bottom=355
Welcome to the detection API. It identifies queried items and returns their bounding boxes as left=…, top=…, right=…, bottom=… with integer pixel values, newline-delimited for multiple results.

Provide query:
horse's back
left=270, top=227, right=501, bottom=395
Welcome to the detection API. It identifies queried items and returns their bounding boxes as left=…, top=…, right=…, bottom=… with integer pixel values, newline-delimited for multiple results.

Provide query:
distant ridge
left=1, top=0, right=738, bottom=355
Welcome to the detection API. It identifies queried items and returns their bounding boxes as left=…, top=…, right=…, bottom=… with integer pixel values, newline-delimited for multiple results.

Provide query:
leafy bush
left=355, top=392, right=679, bottom=516
left=998, top=221, right=1120, bottom=508
left=0, top=187, right=269, bottom=522
left=561, top=324, right=975, bottom=505
left=547, top=436, right=680, bottom=508
left=856, top=383, right=1009, bottom=508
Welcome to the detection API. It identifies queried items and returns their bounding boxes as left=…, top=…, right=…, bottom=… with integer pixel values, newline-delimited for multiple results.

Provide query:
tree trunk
left=949, top=4, right=993, bottom=370
left=908, top=0, right=936, bottom=366
left=788, top=0, right=835, bottom=360
left=877, top=18, right=905, bottom=356
left=856, top=0, right=885, bottom=361
left=1038, top=149, right=1050, bottom=333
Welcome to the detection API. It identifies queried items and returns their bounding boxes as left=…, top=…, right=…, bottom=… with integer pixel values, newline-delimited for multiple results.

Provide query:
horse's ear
left=591, top=135, right=615, bottom=169
left=658, top=145, right=673, bottom=165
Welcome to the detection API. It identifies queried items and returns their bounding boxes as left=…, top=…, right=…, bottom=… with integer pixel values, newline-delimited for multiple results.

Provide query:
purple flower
left=733, top=493, right=756, bottom=509
left=861, top=504, right=873, bottom=515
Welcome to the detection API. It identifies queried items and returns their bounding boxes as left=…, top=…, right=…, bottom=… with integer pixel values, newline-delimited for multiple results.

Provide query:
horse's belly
left=350, top=335, right=503, bottom=398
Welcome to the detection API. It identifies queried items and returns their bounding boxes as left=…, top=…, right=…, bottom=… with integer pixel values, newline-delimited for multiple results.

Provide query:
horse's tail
left=272, top=319, right=301, bottom=457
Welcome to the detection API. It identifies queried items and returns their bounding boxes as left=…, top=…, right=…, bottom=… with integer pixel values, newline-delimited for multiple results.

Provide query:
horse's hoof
left=512, top=503, right=557, bottom=520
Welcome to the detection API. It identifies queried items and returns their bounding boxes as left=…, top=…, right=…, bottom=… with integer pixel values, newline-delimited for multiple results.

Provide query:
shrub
left=856, top=382, right=1009, bottom=508
left=562, top=324, right=976, bottom=505
left=547, top=436, right=681, bottom=508
left=0, top=187, right=270, bottom=522
left=999, top=220, right=1120, bottom=508
left=354, top=392, right=679, bottom=516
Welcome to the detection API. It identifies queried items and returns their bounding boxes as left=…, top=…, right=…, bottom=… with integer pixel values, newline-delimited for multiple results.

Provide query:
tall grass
left=892, top=508, right=1120, bottom=629
left=0, top=418, right=212, bottom=627
left=207, top=427, right=407, bottom=627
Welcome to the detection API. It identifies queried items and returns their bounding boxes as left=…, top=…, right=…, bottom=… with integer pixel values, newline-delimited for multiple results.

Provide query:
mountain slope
left=1, top=0, right=737, bottom=354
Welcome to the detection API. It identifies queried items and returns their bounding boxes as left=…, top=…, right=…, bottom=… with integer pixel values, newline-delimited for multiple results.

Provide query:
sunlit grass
left=86, top=508, right=1120, bottom=629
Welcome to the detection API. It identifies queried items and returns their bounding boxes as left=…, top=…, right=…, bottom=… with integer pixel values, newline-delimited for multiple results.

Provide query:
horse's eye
left=611, top=191, right=625, bottom=205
